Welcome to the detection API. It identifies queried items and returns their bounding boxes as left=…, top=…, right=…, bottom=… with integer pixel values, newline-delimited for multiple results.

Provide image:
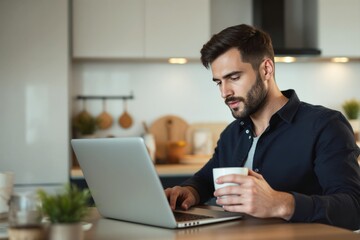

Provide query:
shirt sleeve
left=180, top=152, right=219, bottom=204
left=179, top=123, right=237, bottom=203
left=290, top=111, right=360, bottom=230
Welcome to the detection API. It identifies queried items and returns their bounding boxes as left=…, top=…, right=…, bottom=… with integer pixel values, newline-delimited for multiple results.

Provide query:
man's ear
left=262, top=59, right=274, bottom=81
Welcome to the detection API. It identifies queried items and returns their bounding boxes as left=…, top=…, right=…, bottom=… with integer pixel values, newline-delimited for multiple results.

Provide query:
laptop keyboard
left=173, top=212, right=214, bottom=222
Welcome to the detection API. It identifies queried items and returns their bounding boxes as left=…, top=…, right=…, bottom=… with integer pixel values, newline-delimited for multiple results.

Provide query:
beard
left=225, top=73, right=268, bottom=119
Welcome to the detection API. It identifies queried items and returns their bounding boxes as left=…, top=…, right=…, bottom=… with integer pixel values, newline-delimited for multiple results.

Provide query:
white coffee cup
left=213, top=167, right=248, bottom=190
left=0, top=171, right=14, bottom=215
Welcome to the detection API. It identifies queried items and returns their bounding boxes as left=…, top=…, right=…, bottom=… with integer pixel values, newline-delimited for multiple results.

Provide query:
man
left=165, top=24, right=360, bottom=230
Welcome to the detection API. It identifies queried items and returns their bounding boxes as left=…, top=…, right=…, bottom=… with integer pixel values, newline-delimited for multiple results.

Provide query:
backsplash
left=72, top=61, right=360, bottom=138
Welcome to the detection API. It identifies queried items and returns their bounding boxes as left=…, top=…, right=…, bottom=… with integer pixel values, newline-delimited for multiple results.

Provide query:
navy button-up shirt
left=182, top=90, right=360, bottom=230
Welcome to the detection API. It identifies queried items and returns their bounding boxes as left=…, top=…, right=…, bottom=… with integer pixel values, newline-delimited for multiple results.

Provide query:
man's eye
left=215, top=81, right=221, bottom=86
left=230, top=75, right=240, bottom=81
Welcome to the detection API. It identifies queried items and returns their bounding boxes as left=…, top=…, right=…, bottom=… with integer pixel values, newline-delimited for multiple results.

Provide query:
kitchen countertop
left=72, top=141, right=360, bottom=179
left=71, top=163, right=204, bottom=179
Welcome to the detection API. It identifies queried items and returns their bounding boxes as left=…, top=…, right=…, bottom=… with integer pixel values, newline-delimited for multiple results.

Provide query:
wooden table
left=83, top=208, right=359, bottom=240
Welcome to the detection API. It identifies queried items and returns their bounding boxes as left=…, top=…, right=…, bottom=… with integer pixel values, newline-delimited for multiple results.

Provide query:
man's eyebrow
left=212, top=71, right=242, bottom=82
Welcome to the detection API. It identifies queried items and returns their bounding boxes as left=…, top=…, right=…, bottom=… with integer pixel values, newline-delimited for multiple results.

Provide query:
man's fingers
left=248, top=169, right=263, bottom=179
left=164, top=188, right=171, bottom=198
left=167, top=186, right=185, bottom=210
left=216, top=173, right=246, bottom=185
left=169, top=191, right=179, bottom=210
left=165, top=186, right=198, bottom=211
left=181, top=201, right=189, bottom=210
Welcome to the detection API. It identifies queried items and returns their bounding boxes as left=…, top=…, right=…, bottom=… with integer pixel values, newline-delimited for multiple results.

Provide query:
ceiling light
left=331, top=57, right=349, bottom=63
left=274, top=56, right=297, bottom=63
left=168, top=58, right=188, bottom=64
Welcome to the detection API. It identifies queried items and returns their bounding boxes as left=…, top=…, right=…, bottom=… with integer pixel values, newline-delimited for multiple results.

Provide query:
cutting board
left=149, top=115, right=189, bottom=162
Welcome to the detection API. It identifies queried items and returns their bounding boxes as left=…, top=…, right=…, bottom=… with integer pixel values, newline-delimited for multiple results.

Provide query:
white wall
left=72, top=61, right=360, bottom=138
left=276, top=62, right=360, bottom=109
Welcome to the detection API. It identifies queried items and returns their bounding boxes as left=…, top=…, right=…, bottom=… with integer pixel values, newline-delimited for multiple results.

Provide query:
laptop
left=71, top=137, right=242, bottom=228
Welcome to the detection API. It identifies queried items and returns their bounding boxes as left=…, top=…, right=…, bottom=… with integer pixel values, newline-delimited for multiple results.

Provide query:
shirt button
left=254, top=168, right=260, bottom=173
left=240, top=121, right=244, bottom=125
left=248, top=136, right=251, bottom=139
left=245, top=129, right=249, bottom=134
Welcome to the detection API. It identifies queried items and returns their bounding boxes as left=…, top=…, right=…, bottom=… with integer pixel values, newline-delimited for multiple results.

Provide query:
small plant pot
left=48, top=223, right=83, bottom=240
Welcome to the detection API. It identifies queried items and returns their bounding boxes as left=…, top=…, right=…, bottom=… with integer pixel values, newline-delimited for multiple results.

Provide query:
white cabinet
left=72, top=0, right=145, bottom=58
left=72, top=0, right=210, bottom=59
left=318, top=0, right=360, bottom=56
left=210, top=0, right=252, bottom=35
left=144, top=0, right=210, bottom=58
left=0, top=0, right=69, bottom=185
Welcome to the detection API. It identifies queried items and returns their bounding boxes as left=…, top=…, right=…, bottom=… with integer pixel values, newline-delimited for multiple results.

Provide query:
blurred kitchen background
left=1, top=0, right=359, bottom=191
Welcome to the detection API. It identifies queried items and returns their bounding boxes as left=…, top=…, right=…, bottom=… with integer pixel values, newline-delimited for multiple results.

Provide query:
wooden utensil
left=96, top=99, right=113, bottom=130
left=149, top=115, right=189, bottom=162
left=166, top=119, right=173, bottom=141
left=118, top=99, right=133, bottom=128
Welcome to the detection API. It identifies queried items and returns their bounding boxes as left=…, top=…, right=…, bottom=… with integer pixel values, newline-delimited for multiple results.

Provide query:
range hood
left=253, top=0, right=321, bottom=56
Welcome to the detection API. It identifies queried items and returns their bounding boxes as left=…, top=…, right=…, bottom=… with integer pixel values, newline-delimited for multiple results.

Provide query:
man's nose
left=220, top=82, right=233, bottom=99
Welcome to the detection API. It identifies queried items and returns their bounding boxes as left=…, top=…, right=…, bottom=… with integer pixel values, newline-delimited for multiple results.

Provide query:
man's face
left=211, top=48, right=267, bottom=119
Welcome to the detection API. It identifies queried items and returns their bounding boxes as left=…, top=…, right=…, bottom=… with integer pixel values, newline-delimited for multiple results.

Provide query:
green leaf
left=342, top=99, right=360, bottom=120
left=37, top=184, right=91, bottom=223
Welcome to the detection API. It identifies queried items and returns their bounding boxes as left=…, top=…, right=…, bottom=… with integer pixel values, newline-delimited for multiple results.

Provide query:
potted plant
left=37, top=184, right=91, bottom=240
left=72, top=110, right=97, bottom=138
left=342, top=99, right=360, bottom=120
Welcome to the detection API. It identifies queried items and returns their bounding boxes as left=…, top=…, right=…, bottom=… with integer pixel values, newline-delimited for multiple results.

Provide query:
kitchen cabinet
left=318, top=0, right=360, bottom=57
left=72, top=0, right=145, bottom=58
left=210, top=0, right=252, bottom=35
left=0, top=0, right=69, bottom=187
left=72, top=0, right=210, bottom=59
left=144, top=0, right=210, bottom=59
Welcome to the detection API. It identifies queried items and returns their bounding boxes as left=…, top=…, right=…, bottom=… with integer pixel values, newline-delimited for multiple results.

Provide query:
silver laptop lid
left=71, top=137, right=178, bottom=228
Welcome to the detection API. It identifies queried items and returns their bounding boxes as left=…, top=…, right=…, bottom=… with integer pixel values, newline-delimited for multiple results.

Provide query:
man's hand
left=214, top=170, right=295, bottom=220
left=164, top=186, right=200, bottom=210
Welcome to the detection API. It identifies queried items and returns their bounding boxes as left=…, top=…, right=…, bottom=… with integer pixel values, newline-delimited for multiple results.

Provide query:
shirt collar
left=276, top=89, right=300, bottom=124
left=238, top=89, right=301, bottom=128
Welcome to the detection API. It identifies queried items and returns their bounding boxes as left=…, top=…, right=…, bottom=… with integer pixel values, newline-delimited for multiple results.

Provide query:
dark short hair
left=200, top=24, right=274, bottom=70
